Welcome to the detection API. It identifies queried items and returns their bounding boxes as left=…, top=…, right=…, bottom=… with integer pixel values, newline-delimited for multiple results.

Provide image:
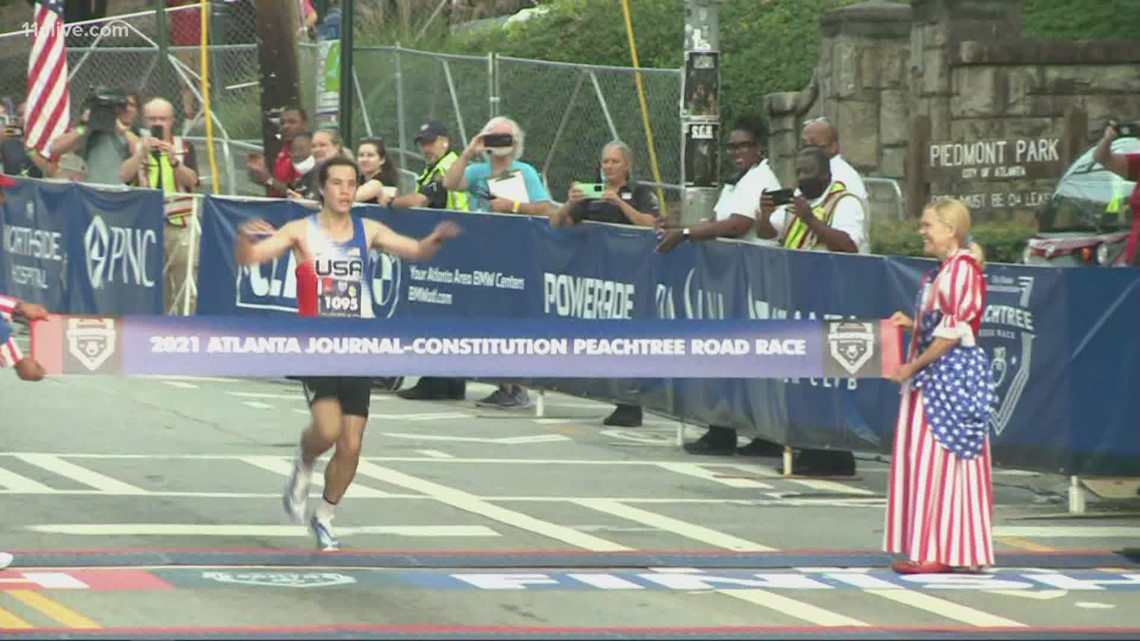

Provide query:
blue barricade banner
left=195, top=198, right=1140, bottom=476
left=0, top=177, right=164, bottom=315
left=31, top=314, right=903, bottom=379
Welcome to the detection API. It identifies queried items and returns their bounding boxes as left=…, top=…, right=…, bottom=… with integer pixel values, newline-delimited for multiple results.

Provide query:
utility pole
left=680, top=0, right=721, bottom=225
left=254, top=0, right=302, bottom=166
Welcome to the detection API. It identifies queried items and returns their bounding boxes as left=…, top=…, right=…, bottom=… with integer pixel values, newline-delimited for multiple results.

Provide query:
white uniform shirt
left=713, top=159, right=783, bottom=244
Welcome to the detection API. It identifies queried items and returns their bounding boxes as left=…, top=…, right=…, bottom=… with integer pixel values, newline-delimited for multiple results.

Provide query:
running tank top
left=295, top=214, right=374, bottom=318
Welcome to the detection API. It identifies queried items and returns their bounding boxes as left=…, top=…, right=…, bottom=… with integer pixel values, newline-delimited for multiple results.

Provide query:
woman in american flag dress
left=884, top=197, right=998, bottom=574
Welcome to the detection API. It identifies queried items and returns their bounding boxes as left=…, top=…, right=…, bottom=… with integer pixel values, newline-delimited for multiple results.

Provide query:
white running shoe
left=282, top=457, right=311, bottom=524
left=310, top=514, right=340, bottom=551
left=0, top=553, right=12, bottom=570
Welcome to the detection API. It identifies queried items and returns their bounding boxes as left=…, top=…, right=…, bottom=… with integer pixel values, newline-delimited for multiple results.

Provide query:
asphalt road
left=1, top=329, right=1139, bottom=639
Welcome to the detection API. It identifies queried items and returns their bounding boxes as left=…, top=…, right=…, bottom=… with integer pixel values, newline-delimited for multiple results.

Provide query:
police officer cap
left=415, top=121, right=449, bottom=142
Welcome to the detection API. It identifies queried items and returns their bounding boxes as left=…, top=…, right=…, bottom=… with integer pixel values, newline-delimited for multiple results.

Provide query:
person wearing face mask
left=753, top=144, right=866, bottom=478
left=286, top=132, right=317, bottom=200
left=757, top=145, right=867, bottom=255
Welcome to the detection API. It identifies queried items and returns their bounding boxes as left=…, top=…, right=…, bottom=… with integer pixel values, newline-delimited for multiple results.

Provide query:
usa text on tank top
left=297, top=214, right=374, bottom=318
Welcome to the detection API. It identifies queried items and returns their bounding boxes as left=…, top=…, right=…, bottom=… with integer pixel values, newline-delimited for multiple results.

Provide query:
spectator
left=656, top=114, right=784, bottom=458
left=1, top=102, right=53, bottom=179
left=51, top=91, right=140, bottom=160
left=393, top=121, right=470, bottom=403
left=1093, top=120, right=1140, bottom=266
left=355, top=137, right=400, bottom=205
left=551, top=140, right=659, bottom=428
left=753, top=144, right=866, bottom=476
left=289, top=128, right=347, bottom=202
left=444, top=115, right=554, bottom=408
left=120, top=98, right=201, bottom=315
left=50, top=89, right=141, bottom=187
left=284, top=131, right=316, bottom=200
left=801, top=117, right=868, bottom=212
left=247, top=105, right=307, bottom=198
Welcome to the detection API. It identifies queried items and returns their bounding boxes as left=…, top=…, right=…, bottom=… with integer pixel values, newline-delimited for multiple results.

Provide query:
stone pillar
left=909, top=0, right=1023, bottom=142
left=764, top=0, right=911, bottom=185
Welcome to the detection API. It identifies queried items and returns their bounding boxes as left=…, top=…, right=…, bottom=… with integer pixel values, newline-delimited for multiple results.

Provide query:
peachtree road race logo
left=201, top=572, right=356, bottom=588
left=237, top=249, right=402, bottom=318
left=827, top=320, right=875, bottom=377
left=66, top=317, right=117, bottom=372
left=980, top=274, right=1035, bottom=436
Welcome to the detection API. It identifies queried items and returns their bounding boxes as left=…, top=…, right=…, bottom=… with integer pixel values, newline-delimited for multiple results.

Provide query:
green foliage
left=1021, top=0, right=1140, bottom=41
left=871, top=219, right=1037, bottom=264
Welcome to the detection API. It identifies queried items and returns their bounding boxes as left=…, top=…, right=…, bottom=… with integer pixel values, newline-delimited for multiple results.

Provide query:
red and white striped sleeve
left=934, top=254, right=984, bottom=347
left=0, top=337, right=22, bottom=369
left=0, top=294, right=18, bottom=323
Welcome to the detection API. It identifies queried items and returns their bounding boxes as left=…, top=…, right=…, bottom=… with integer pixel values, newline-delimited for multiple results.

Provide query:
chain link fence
left=349, top=45, right=683, bottom=213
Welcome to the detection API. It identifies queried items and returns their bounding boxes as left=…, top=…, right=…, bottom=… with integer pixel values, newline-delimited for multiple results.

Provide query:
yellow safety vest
left=417, top=151, right=469, bottom=211
left=782, top=181, right=857, bottom=250
left=138, top=136, right=196, bottom=227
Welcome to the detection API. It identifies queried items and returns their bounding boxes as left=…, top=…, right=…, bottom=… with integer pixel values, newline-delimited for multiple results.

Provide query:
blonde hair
left=313, top=128, right=353, bottom=160
left=926, top=197, right=985, bottom=268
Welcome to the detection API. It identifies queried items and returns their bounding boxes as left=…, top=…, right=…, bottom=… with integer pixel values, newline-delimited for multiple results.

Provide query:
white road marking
left=866, top=589, right=1026, bottom=627
left=243, top=401, right=275, bottom=410
left=994, top=526, right=1140, bottom=538
left=25, top=524, right=499, bottom=537
left=572, top=498, right=776, bottom=551
left=161, top=381, right=198, bottom=389
left=986, top=589, right=1067, bottom=600
left=13, top=454, right=146, bottom=494
left=655, top=462, right=773, bottom=489
left=381, top=433, right=570, bottom=445
left=142, top=375, right=245, bottom=384
left=416, top=450, right=454, bottom=459
left=718, top=589, right=869, bottom=627
left=726, top=463, right=875, bottom=496
left=239, top=456, right=394, bottom=498
left=353, top=460, right=631, bottom=552
left=371, top=413, right=471, bottom=422
left=0, top=467, right=55, bottom=493
left=231, top=392, right=305, bottom=400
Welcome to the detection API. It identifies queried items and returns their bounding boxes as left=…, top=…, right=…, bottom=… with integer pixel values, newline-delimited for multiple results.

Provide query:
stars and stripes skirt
left=883, top=386, right=996, bottom=568
left=0, top=337, right=22, bottom=369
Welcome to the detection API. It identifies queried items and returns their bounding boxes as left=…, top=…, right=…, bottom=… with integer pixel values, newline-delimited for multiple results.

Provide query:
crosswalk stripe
left=13, top=454, right=146, bottom=494
left=6, top=591, right=100, bottom=629
left=719, top=589, right=869, bottom=627
left=238, top=456, right=395, bottom=498
left=572, top=498, right=775, bottom=551
left=866, top=588, right=1026, bottom=627
left=655, top=462, right=773, bottom=489
left=243, top=401, right=274, bottom=409
left=354, top=460, right=632, bottom=552
left=0, top=604, right=32, bottom=630
left=161, top=381, right=198, bottom=389
left=0, top=467, right=54, bottom=493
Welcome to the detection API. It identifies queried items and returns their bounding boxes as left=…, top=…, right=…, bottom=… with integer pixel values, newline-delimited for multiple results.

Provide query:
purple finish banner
left=32, top=315, right=903, bottom=380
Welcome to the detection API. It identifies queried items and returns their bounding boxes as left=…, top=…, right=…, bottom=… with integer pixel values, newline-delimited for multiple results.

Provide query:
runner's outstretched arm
left=366, top=220, right=461, bottom=262
left=235, top=219, right=307, bottom=266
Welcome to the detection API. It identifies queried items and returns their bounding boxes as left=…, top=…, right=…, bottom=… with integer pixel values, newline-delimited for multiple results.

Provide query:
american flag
left=24, top=0, right=71, bottom=160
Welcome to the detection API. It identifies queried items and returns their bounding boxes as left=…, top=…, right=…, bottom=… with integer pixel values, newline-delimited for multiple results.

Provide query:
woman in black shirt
left=355, top=137, right=400, bottom=205
left=550, top=140, right=660, bottom=227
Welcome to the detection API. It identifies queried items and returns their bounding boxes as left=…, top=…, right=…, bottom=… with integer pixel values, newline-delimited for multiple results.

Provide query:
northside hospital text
left=149, top=335, right=812, bottom=357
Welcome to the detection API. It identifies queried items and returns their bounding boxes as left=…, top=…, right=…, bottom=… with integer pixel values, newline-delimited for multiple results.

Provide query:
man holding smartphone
left=1093, top=120, right=1140, bottom=266
left=120, top=98, right=201, bottom=314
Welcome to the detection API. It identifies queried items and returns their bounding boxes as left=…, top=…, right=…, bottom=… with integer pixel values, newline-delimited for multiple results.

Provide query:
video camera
left=85, top=86, right=130, bottom=134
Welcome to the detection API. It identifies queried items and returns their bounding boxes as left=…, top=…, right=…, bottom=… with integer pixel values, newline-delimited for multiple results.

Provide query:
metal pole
left=154, top=0, right=173, bottom=101
left=338, top=0, right=355, bottom=144
left=680, top=0, right=721, bottom=225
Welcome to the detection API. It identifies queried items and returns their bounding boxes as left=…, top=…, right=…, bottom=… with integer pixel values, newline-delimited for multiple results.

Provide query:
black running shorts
left=299, top=376, right=372, bottom=418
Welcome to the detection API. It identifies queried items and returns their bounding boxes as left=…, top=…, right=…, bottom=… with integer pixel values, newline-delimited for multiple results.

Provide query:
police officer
left=392, top=121, right=469, bottom=401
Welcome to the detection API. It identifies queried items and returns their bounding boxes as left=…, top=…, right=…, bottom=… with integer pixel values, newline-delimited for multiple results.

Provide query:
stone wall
left=765, top=0, right=1140, bottom=224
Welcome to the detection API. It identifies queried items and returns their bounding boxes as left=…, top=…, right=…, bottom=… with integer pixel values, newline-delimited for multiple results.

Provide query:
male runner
left=235, top=156, right=460, bottom=550
left=1, top=174, right=51, bottom=570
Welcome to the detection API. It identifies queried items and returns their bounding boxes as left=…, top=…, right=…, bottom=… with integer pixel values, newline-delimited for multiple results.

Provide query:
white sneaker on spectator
left=0, top=553, right=12, bottom=570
